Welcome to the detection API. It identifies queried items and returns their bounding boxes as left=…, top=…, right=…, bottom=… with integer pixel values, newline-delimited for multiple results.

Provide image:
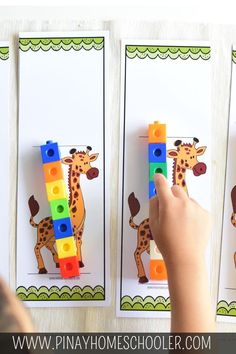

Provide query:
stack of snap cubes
left=148, top=122, right=167, bottom=281
left=40, top=141, right=80, bottom=278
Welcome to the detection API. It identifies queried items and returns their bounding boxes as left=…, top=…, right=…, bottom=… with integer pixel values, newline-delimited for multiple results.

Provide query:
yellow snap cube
left=56, top=236, right=77, bottom=260
left=45, top=179, right=68, bottom=201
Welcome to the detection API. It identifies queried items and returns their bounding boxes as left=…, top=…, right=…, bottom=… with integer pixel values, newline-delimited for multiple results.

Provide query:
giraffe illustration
left=28, top=146, right=99, bottom=274
left=230, top=185, right=236, bottom=267
left=128, top=138, right=207, bottom=283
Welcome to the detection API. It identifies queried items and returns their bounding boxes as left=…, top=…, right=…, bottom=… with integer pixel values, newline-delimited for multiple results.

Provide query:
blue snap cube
left=148, top=143, right=166, bottom=163
left=149, top=181, right=156, bottom=199
left=40, top=141, right=61, bottom=164
left=53, top=217, right=74, bottom=239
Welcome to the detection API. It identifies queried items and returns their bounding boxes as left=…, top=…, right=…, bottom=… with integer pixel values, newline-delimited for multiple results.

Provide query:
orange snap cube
left=150, top=259, right=167, bottom=281
left=43, top=161, right=63, bottom=183
left=148, top=123, right=166, bottom=143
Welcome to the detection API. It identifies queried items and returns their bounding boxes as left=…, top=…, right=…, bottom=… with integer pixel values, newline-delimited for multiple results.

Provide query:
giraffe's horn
left=174, top=140, right=182, bottom=147
left=193, top=137, right=199, bottom=146
left=86, top=146, right=92, bottom=154
left=70, top=148, right=77, bottom=154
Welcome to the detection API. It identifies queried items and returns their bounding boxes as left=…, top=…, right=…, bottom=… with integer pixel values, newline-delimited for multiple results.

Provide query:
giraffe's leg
left=34, top=242, right=47, bottom=274
left=75, top=226, right=84, bottom=268
left=45, top=241, right=59, bottom=268
left=231, top=213, right=236, bottom=227
left=134, top=246, right=149, bottom=283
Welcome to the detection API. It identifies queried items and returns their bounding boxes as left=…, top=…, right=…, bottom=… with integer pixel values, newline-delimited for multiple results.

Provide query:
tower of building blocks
left=148, top=121, right=167, bottom=281
left=40, top=141, right=80, bottom=278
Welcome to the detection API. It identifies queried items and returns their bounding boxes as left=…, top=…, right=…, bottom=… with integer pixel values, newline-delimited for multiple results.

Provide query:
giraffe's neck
left=68, top=166, right=85, bottom=222
left=173, top=158, right=188, bottom=194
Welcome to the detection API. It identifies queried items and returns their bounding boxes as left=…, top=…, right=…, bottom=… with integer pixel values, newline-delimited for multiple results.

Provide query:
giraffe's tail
left=128, top=192, right=140, bottom=230
left=28, top=195, right=40, bottom=228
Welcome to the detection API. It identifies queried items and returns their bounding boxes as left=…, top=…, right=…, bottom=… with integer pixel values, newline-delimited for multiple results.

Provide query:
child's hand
left=149, top=173, right=211, bottom=268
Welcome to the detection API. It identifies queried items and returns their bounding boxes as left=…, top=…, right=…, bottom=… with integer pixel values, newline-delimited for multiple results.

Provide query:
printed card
left=16, top=32, right=110, bottom=307
left=217, top=48, right=236, bottom=322
left=117, top=41, right=211, bottom=318
left=0, top=42, right=10, bottom=282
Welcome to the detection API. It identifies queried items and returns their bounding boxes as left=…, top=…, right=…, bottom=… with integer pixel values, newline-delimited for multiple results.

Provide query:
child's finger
left=171, top=184, right=188, bottom=199
left=154, top=173, right=172, bottom=204
left=149, top=195, right=159, bottom=221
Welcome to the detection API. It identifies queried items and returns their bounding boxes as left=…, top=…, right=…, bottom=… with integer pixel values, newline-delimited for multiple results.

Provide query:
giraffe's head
left=167, top=138, right=207, bottom=176
left=61, top=146, right=99, bottom=179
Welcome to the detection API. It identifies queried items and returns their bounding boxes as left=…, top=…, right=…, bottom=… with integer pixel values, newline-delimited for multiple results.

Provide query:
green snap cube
left=50, top=198, right=70, bottom=220
left=149, top=162, right=167, bottom=181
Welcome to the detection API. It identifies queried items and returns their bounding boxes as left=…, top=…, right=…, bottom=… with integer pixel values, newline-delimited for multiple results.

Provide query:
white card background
left=217, top=48, right=236, bottom=323
left=17, top=32, right=110, bottom=307
left=0, top=42, right=10, bottom=282
left=117, top=41, right=211, bottom=318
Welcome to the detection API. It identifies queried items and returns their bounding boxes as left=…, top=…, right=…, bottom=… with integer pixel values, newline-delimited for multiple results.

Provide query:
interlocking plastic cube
left=40, top=141, right=60, bottom=164
left=56, top=236, right=77, bottom=259
left=148, top=143, right=166, bottom=163
left=53, top=217, right=73, bottom=239
left=149, top=162, right=167, bottom=181
left=150, top=259, right=167, bottom=281
left=50, top=198, right=70, bottom=221
left=43, top=160, right=64, bottom=183
left=45, top=179, right=67, bottom=201
left=59, top=255, right=80, bottom=278
left=150, top=240, right=162, bottom=260
left=148, top=123, right=166, bottom=143
left=149, top=181, right=156, bottom=199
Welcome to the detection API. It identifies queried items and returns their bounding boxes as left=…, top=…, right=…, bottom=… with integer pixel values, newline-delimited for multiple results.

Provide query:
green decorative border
left=16, top=285, right=105, bottom=301
left=126, top=46, right=211, bottom=60
left=217, top=300, right=236, bottom=317
left=232, top=51, right=236, bottom=64
left=121, top=295, right=170, bottom=312
left=19, top=37, right=104, bottom=52
left=0, top=47, right=9, bottom=60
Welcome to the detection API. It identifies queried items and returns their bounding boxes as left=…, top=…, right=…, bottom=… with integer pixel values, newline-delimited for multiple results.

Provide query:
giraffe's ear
left=167, top=149, right=178, bottom=158
left=61, top=157, right=73, bottom=165
left=89, top=153, right=99, bottom=162
left=196, top=146, right=207, bottom=156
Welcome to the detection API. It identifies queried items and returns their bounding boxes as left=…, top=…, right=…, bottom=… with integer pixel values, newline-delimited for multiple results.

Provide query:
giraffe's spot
left=74, top=191, right=79, bottom=198
left=136, top=251, right=139, bottom=255
left=77, top=183, right=80, bottom=189
left=45, top=231, right=48, bottom=235
left=73, top=200, right=76, bottom=205
left=185, top=163, right=189, bottom=167
left=79, top=155, right=83, bottom=158
left=182, top=180, right=186, bottom=187
left=72, top=187, right=75, bottom=191
left=36, top=246, right=39, bottom=250
left=76, top=166, right=78, bottom=170
left=144, top=225, right=149, bottom=229
left=178, top=173, right=182, bottom=180
left=79, top=231, right=82, bottom=236
left=181, top=168, right=186, bottom=173
left=138, top=247, right=141, bottom=250
left=140, top=241, right=143, bottom=246
left=47, top=225, right=52, bottom=230
left=141, top=220, right=146, bottom=225
left=186, top=152, right=190, bottom=155
left=43, top=237, right=46, bottom=241
left=72, top=171, right=75, bottom=177
left=79, top=168, right=83, bottom=173
left=140, top=230, right=145, bottom=236
left=181, top=159, right=184, bottom=165
left=39, top=228, right=44, bottom=233
left=147, top=234, right=152, bottom=239
left=73, top=178, right=77, bottom=183
left=43, top=223, right=48, bottom=227
left=177, top=165, right=181, bottom=172
left=72, top=206, right=77, bottom=213
left=76, top=173, right=80, bottom=177
left=144, top=240, right=148, bottom=246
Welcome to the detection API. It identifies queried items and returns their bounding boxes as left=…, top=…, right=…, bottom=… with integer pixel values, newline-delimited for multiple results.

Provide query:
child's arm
left=0, top=277, right=34, bottom=332
left=149, top=174, right=215, bottom=332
